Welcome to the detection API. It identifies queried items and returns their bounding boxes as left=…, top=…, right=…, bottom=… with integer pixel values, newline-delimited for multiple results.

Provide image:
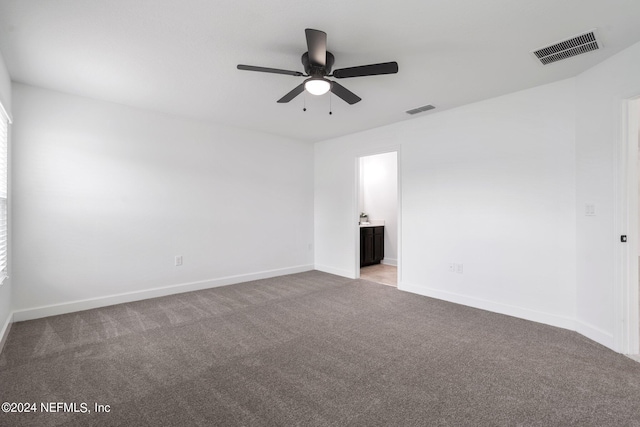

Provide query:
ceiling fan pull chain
left=329, top=91, right=333, bottom=115
left=303, top=92, right=307, bottom=112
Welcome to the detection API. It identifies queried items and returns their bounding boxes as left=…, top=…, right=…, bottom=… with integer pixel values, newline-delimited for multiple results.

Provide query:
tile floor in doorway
left=360, top=263, right=397, bottom=287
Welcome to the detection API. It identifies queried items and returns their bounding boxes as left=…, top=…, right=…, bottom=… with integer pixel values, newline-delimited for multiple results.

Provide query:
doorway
left=357, top=151, right=399, bottom=287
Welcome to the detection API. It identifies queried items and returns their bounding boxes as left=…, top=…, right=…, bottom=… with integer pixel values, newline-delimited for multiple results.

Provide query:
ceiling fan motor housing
left=302, top=51, right=335, bottom=76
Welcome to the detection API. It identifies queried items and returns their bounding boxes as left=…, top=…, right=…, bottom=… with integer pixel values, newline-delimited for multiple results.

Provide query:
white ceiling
left=1, top=0, right=640, bottom=142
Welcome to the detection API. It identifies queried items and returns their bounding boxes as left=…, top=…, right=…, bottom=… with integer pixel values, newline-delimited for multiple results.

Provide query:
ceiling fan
left=237, top=29, right=398, bottom=105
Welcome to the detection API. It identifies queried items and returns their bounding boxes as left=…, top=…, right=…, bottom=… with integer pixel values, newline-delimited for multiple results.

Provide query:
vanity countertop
left=359, top=220, right=385, bottom=228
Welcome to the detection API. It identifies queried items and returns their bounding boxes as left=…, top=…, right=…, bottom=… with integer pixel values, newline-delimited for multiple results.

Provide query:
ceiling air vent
left=532, top=29, right=601, bottom=65
left=406, top=104, right=435, bottom=115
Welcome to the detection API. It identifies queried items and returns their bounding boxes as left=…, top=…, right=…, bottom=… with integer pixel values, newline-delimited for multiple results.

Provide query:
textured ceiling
left=1, top=0, right=640, bottom=142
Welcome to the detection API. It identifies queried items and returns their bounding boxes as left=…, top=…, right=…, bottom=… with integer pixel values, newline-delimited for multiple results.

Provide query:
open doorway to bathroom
left=357, top=151, right=398, bottom=287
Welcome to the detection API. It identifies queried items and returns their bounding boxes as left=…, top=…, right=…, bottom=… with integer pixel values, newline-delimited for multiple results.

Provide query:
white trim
left=314, top=264, right=355, bottom=279
left=0, top=101, right=10, bottom=124
left=0, top=311, right=12, bottom=355
left=614, top=95, right=640, bottom=354
left=381, top=258, right=397, bottom=266
left=12, top=265, right=314, bottom=322
left=624, top=98, right=640, bottom=354
left=576, top=319, right=615, bottom=350
left=397, top=148, right=403, bottom=286
left=354, top=156, right=361, bottom=279
left=399, top=282, right=576, bottom=331
left=613, top=97, right=625, bottom=353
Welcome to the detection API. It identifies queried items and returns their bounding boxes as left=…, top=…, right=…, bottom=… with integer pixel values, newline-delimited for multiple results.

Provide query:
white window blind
left=0, top=108, right=7, bottom=283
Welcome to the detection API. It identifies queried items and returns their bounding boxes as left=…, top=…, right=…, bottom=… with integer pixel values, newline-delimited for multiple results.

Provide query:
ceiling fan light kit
left=304, top=77, right=331, bottom=96
left=237, top=29, right=398, bottom=105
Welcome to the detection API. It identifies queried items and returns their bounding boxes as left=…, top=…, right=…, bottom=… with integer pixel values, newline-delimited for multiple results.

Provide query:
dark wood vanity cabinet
left=360, top=226, right=384, bottom=267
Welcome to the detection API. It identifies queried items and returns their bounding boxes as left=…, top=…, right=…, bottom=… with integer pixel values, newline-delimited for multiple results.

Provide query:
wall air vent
left=406, top=104, right=435, bottom=115
left=532, top=29, right=601, bottom=65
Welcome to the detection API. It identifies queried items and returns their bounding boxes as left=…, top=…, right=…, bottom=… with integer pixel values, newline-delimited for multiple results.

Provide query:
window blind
left=0, top=108, right=7, bottom=282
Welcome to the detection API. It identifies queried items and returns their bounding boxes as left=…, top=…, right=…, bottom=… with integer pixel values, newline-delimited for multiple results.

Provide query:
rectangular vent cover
left=406, top=104, right=435, bottom=115
left=532, top=29, right=600, bottom=65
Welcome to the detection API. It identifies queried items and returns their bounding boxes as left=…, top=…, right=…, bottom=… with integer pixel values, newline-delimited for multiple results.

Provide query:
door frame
left=614, top=96, right=640, bottom=354
left=354, top=147, right=402, bottom=286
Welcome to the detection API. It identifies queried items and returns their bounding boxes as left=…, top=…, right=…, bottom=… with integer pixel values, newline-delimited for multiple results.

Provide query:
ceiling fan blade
left=305, top=29, right=327, bottom=67
left=330, top=81, right=361, bottom=105
left=333, top=62, right=398, bottom=79
left=237, top=64, right=304, bottom=77
left=277, top=83, right=305, bottom=103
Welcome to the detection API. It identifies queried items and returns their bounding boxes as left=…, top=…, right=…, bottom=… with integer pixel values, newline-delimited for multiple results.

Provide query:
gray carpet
left=1, top=270, right=639, bottom=426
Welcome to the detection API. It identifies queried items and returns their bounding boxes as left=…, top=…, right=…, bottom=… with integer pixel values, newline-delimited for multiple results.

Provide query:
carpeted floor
left=1, top=270, right=639, bottom=426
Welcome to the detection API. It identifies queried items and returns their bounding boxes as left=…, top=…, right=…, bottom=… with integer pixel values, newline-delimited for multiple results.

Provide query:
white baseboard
left=314, top=264, right=356, bottom=279
left=399, top=281, right=576, bottom=332
left=626, top=354, right=640, bottom=363
left=381, top=258, right=397, bottom=267
left=12, top=264, right=314, bottom=322
left=575, top=319, right=615, bottom=351
left=0, top=311, right=13, bottom=355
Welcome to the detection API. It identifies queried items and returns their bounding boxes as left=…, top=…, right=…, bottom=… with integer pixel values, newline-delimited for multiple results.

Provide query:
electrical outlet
left=175, top=255, right=183, bottom=266
left=585, top=204, right=596, bottom=216
left=456, top=263, right=463, bottom=274
left=449, top=263, right=455, bottom=272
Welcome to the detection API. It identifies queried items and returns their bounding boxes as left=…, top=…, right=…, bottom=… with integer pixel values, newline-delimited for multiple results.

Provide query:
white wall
left=575, top=40, right=640, bottom=349
left=11, top=83, right=314, bottom=319
left=360, top=152, right=398, bottom=265
left=0, top=50, right=11, bottom=349
left=316, top=78, right=577, bottom=330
